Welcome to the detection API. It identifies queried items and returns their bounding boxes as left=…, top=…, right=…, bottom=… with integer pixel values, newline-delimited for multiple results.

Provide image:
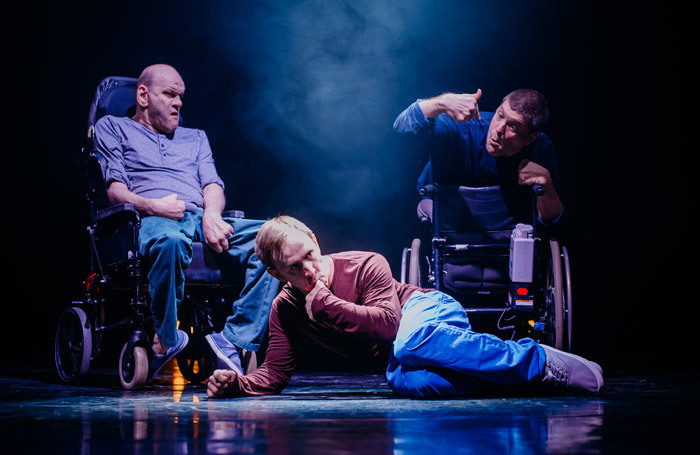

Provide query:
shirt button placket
left=159, top=136, right=167, bottom=161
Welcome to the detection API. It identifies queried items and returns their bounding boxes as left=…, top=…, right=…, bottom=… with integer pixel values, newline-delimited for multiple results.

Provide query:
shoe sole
left=205, top=334, right=244, bottom=375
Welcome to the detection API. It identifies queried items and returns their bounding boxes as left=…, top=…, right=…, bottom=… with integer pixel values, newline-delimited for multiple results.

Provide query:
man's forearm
left=418, top=97, right=445, bottom=119
left=107, top=181, right=186, bottom=220
left=537, top=185, right=564, bottom=223
left=419, top=91, right=482, bottom=121
left=201, top=183, right=233, bottom=252
left=107, top=181, right=154, bottom=214
left=202, top=183, right=226, bottom=215
left=307, top=285, right=401, bottom=343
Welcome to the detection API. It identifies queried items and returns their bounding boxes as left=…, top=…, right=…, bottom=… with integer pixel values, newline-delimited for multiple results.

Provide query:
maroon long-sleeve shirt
left=226, top=251, right=427, bottom=396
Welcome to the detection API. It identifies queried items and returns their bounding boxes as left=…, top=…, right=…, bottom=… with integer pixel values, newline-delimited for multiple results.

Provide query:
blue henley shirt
left=94, top=115, right=225, bottom=212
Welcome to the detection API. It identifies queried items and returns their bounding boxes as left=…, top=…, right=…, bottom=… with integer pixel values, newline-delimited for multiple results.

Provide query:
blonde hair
left=255, top=215, right=315, bottom=268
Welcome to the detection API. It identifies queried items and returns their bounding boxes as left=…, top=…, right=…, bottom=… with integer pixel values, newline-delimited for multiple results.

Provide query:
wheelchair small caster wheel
left=119, top=342, right=149, bottom=390
left=54, top=307, right=92, bottom=383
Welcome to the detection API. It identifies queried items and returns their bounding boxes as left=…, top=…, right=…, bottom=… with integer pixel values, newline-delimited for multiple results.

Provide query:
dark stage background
left=11, top=1, right=693, bottom=374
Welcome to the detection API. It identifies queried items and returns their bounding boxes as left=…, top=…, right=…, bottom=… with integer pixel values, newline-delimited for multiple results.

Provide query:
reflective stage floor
left=1, top=364, right=697, bottom=454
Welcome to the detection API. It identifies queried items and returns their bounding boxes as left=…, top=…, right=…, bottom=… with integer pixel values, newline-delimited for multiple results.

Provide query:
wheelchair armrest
left=94, top=203, right=139, bottom=223
left=222, top=209, right=245, bottom=219
left=90, top=203, right=140, bottom=269
left=93, top=205, right=242, bottom=225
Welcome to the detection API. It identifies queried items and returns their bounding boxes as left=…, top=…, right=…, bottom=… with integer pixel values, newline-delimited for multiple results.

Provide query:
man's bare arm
left=107, top=181, right=185, bottom=220
left=418, top=89, right=482, bottom=121
left=202, top=183, right=234, bottom=253
left=518, top=160, right=564, bottom=222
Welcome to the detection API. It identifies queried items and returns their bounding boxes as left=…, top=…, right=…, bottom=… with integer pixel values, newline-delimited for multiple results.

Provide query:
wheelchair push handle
left=419, top=184, right=437, bottom=196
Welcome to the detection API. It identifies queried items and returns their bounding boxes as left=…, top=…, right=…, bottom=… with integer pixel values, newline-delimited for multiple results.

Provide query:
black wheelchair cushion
left=443, top=261, right=508, bottom=291
left=185, top=242, right=225, bottom=283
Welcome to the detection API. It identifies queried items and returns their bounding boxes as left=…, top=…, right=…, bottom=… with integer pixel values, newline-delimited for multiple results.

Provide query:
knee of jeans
left=393, top=323, right=437, bottom=365
left=148, top=233, right=192, bottom=260
left=387, top=367, right=452, bottom=399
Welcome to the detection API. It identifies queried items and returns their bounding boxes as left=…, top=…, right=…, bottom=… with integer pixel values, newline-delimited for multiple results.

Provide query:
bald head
left=137, top=64, right=183, bottom=90
left=133, top=64, right=185, bottom=134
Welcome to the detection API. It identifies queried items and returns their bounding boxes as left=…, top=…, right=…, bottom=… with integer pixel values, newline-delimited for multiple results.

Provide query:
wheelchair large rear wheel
left=562, top=245, right=573, bottom=350
left=119, top=343, right=149, bottom=390
left=545, top=239, right=566, bottom=350
left=54, top=307, right=92, bottom=383
left=408, top=238, right=422, bottom=286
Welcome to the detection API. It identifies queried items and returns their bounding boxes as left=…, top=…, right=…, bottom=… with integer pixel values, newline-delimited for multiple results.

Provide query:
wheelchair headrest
left=87, top=76, right=138, bottom=133
left=86, top=75, right=183, bottom=139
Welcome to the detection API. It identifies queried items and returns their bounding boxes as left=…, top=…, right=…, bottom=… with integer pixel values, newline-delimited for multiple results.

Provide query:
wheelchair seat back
left=435, top=185, right=516, bottom=244
left=83, top=77, right=140, bottom=218
left=432, top=185, right=517, bottom=303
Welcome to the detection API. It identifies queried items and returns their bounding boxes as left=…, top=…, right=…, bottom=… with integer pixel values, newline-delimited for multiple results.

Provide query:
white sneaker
left=540, top=344, right=604, bottom=394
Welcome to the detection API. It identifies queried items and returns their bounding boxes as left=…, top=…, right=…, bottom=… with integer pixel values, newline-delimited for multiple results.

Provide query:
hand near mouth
left=314, top=269, right=330, bottom=287
left=304, top=278, right=327, bottom=321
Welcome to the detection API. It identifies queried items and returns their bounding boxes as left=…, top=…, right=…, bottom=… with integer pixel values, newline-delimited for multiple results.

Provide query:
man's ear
left=267, top=268, right=286, bottom=282
left=525, top=131, right=539, bottom=146
left=135, top=85, right=149, bottom=109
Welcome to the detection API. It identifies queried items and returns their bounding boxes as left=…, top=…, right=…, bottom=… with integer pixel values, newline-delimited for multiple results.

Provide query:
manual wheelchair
left=54, top=76, right=254, bottom=389
left=401, top=183, right=573, bottom=351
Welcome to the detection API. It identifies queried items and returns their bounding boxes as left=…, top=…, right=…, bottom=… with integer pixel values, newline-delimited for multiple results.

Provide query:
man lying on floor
left=206, top=215, right=603, bottom=399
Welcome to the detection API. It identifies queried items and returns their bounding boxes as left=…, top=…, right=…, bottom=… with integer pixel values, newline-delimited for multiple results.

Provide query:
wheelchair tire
left=408, top=238, right=421, bottom=286
left=54, top=307, right=92, bottom=383
left=562, top=245, right=573, bottom=351
left=119, top=343, right=149, bottom=390
left=176, top=338, right=217, bottom=384
left=548, top=239, right=565, bottom=350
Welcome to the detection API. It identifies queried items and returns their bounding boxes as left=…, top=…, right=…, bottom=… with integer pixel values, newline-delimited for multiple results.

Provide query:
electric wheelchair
left=54, top=76, right=254, bottom=389
left=401, top=183, right=573, bottom=351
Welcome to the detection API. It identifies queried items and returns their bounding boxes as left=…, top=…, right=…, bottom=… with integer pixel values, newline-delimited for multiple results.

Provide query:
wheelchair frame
left=54, top=76, right=250, bottom=389
left=401, top=184, right=573, bottom=351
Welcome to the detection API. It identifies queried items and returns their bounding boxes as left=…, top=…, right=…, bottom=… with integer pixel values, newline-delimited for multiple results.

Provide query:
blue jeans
left=386, top=290, right=545, bottom=398
left=138, top=212, right=278, bottom=350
